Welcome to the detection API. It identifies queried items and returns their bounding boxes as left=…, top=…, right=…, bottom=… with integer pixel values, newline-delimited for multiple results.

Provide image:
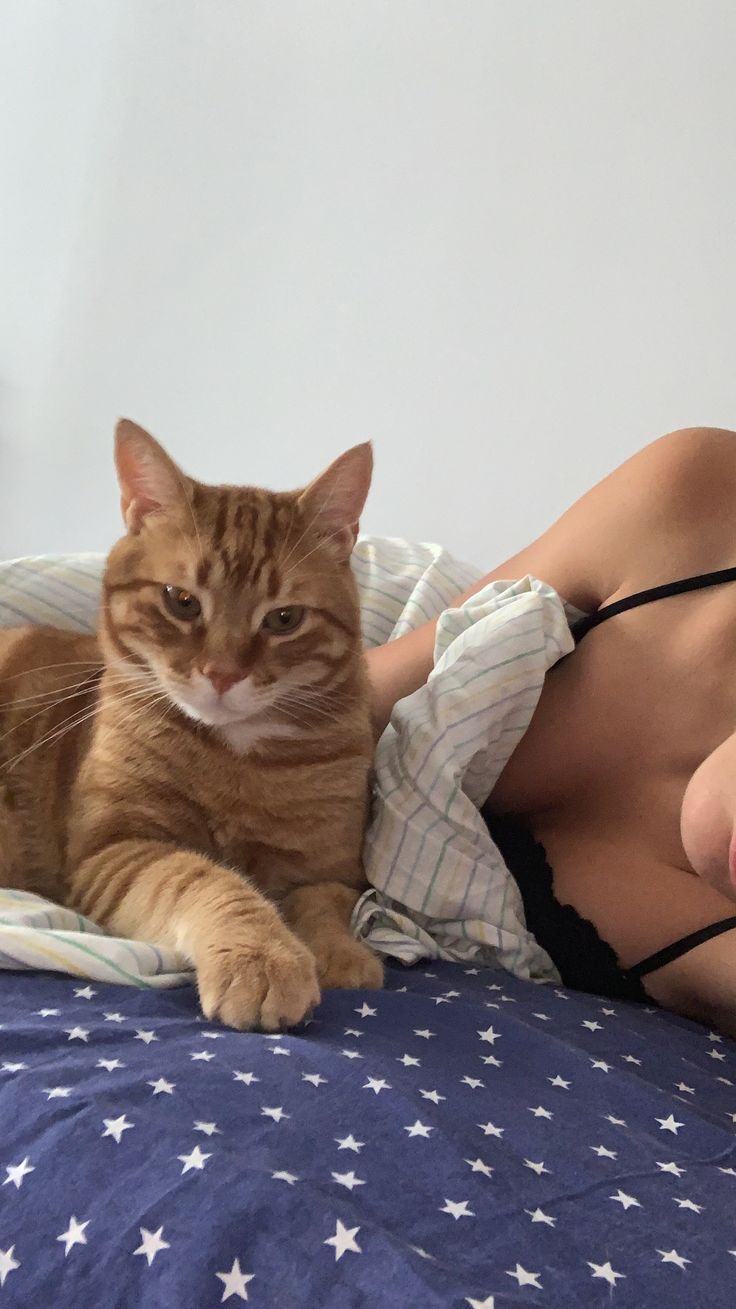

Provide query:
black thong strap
left=628, top=916, right=736, bottom=979
left=573, top=566, right=736, bottom=642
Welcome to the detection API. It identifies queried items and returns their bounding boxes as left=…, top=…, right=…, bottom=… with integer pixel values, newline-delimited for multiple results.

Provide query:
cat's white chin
left=216, top=717, right=303, bottom=754
left=160, top=669, right=271, bottom=727
left=159, top=674, right=300, bottom=752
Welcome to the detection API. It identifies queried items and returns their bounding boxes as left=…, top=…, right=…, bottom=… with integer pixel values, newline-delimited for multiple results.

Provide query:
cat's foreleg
left=281, top=882, right=383, bottom=990
left=69, top=840, right=320, bottom=1029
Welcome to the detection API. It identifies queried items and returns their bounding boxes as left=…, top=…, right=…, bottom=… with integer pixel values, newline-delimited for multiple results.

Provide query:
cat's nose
left=200, top=664, right=243, bottom=697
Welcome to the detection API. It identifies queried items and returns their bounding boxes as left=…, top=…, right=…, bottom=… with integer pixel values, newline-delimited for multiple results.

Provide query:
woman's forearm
left=365, top=571, right=499, bottom=739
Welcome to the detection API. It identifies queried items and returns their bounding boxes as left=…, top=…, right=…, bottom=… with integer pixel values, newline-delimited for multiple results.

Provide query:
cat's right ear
left=114, top=419, right=188, bottom=533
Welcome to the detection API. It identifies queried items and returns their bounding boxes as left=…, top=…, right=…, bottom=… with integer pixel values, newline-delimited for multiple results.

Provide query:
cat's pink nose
left=201, top=664, right=242, bottom=697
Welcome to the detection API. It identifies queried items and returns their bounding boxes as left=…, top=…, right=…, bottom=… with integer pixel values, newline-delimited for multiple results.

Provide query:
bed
left=2, top=961, right=735, bottom=1306
left=1, top=552, right=735, bottom=1306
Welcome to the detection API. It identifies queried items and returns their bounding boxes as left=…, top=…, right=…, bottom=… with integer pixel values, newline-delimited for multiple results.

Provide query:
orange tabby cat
left=0, top=420, right=382, bottom=1028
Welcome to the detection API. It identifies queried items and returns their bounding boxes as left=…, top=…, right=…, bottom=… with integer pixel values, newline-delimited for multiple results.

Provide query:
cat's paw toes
left=316, top=937, right=384, bottom=991
left=198, top=934, right=321, bottom=1032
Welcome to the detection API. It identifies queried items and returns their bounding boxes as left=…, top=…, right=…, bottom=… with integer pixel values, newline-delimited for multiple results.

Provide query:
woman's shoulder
left=505, top=427, right=736, bottom=611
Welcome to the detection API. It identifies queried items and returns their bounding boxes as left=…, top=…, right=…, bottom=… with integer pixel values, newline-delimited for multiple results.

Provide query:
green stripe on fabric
left=37, top=930, right=154, bottom=988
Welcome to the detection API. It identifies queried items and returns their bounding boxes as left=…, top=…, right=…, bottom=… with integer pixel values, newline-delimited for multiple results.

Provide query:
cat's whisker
left=0, top=680, right=105, bottom=745
left=3, top=663, right=159, bottom=715
left=1, top=679, right=100, bottom=709
left=271, top=702, right=313, bottom=732
left=0, top=665, right=145, bottom=708
left=281, top=525, right=353, bottom=583
left=1, top=685, right=169, bottom=774
left=0, top=659, right=105, bottom=688
left=277, top=695, right=335, bottom=723
left=167, top=463, right=205, bottom=572
left=278, top=480, right=340, bottom=574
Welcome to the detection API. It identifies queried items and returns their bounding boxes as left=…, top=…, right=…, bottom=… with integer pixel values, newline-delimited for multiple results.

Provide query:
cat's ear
left=114, top=419, right=189, bottom=533
left=298, top=442, right=373, bottom=559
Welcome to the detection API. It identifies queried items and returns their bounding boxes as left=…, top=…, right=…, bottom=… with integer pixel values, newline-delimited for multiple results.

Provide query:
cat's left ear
left=298, top=442, right=373, bottom=560
left=114, top=419, right=190, bottom=533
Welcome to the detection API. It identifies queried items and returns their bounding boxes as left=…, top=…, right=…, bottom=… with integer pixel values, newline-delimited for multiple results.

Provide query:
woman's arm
left=366, top=427, right=736, bottom=738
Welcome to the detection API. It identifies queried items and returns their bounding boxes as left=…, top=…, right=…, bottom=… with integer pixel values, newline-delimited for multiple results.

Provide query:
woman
left=366, top=426, right=736, bottom=1034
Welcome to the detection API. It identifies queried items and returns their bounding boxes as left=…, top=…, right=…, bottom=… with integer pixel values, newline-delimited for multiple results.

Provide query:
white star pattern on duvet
left=523, top=1159, right=550, bottom=1176
left=466, top=1158, right=493, bottom=1178
left=177, top=1145, right=211, bottom=1174
left=3, top=1157, right=34, bottom=1189
left=362, top=1077, right=390, bottom=1094
left=610, top=1189, right=640, bottom=1210
left=506, top=1263, right=542, bottom=1288
left=57, top=1217, right=89, bottom=1256
left=331, top=1170, right=365, bottom=1191
left=64, top=1027, right=89, bottom=1042
left=405, top=1120, right=433, bottom=1138
left=0, top=1247, right=20, bottom=1287
left=148, top=1077, right=175, bottom=1095
left=440, top=1199, right=475, bottom=1219
left=134, top=1029, right=158, bottom=1044
left=324, top=1220, right=361, bottom=1261
left=102, top=1114, right=133, bottom=1143
left=134, top=1226, right=170, bottom=1265
left=656, top=1113, right=684, bottom=1134
left=2, top=953, right=734, bottom=1304
left=588, top=1260, right=625, bottom=1286
left=658, top=1248, right=691, bottom=1269
left=335, top=1135, right=364, bottom=1152
left=216, top=1257, right=255, bottom=1300
left=657, top=1161, right=686, bottom=1178
left=525, top=1208, right=555, bottom=1226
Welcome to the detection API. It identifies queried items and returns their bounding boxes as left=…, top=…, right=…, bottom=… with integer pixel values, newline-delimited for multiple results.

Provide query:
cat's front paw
left=197, top=930, right=321, bottom=1032
left=315, top=936, right=384, bottom=991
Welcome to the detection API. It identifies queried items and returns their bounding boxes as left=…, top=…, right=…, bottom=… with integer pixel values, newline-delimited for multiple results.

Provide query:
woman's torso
left=489, top=535, right=736, bottom=911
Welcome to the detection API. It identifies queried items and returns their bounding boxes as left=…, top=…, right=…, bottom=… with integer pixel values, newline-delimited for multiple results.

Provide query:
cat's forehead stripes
left=188, top=485, right=304, bottom=596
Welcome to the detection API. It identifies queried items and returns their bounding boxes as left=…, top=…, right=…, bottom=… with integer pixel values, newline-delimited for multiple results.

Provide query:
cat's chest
left=204, top=767, right=308, bottom=885
left=208, top=810, right=306, bottom=896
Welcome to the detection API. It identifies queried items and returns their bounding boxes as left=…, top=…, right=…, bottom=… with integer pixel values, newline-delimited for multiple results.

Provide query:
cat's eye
left=262, top=606, right=305, bottom=635
left=162, top=585, right=202, bottom=621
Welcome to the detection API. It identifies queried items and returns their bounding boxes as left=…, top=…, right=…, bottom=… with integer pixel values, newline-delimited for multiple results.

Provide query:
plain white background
left=2, top=1, right=735, bottom=566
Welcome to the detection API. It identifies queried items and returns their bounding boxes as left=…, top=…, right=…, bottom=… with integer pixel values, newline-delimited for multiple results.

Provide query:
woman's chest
left=490, top=584, right=736, bottom=843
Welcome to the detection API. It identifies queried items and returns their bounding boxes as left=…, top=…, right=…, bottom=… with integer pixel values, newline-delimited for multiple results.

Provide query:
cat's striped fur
left=0, top=421, right=382, bottom=1028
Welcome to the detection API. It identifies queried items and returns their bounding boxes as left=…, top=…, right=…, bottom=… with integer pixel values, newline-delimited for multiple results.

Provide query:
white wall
left=2, top=1, right=736, bottom=568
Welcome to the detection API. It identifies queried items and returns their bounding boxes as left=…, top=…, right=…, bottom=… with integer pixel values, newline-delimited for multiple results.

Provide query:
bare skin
left=367, top=427, right=736, bottom=1034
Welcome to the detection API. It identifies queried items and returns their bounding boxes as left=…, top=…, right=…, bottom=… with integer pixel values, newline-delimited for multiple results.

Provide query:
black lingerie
left=481, top=568, right=736, bottom=1001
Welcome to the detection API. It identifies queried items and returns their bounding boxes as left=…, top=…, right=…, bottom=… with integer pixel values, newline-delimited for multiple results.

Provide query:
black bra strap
left=628, top=915, right=736, bottom=979
left=573, top=566, right=736, bottom=642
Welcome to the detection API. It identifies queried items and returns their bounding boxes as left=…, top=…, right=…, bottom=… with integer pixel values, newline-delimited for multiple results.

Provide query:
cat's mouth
left=160, top=669, right=276, bottom=730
